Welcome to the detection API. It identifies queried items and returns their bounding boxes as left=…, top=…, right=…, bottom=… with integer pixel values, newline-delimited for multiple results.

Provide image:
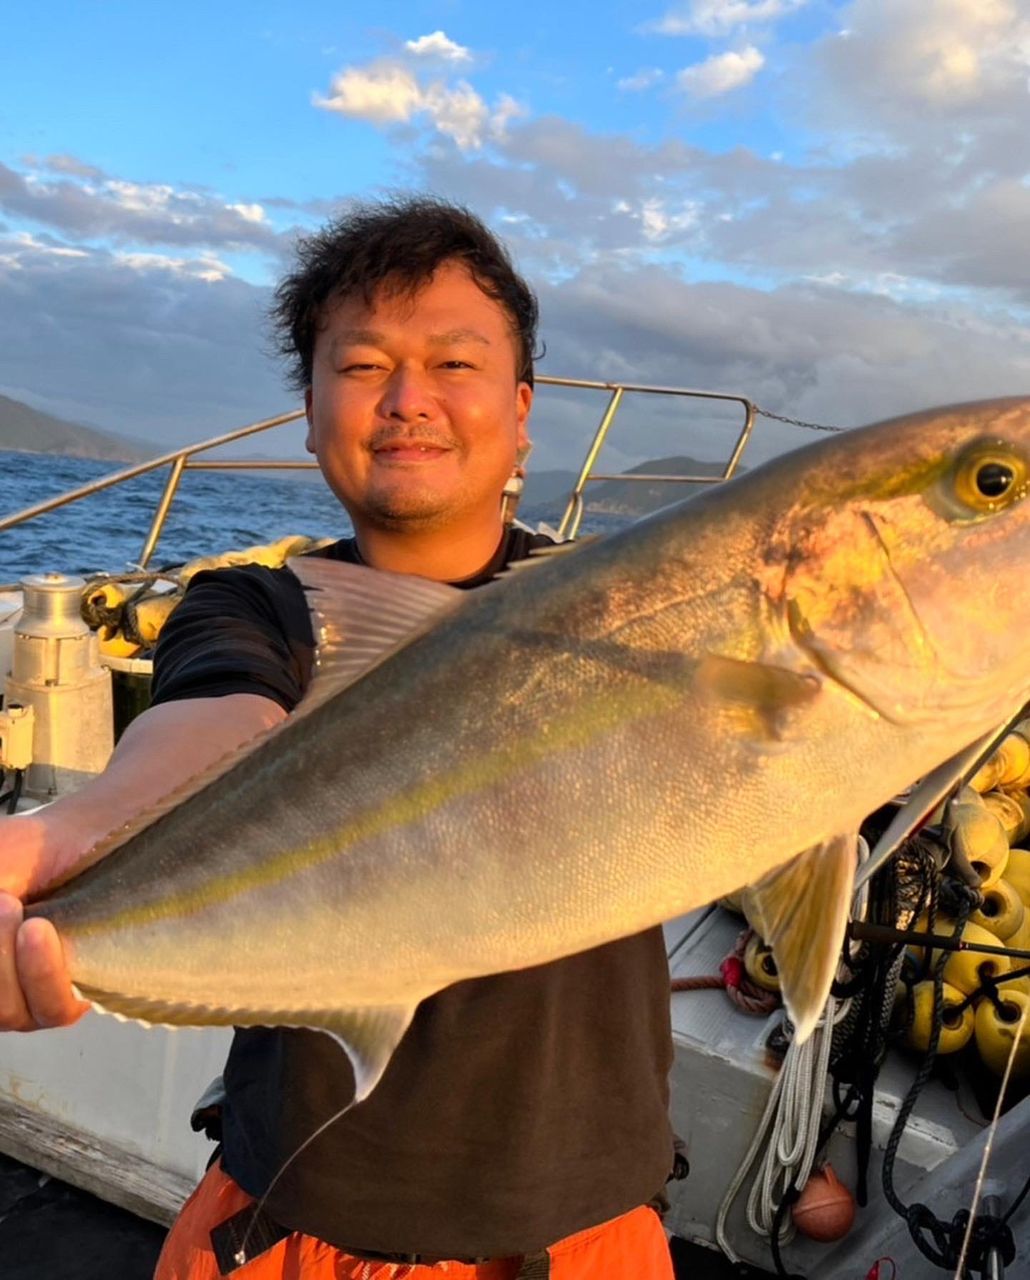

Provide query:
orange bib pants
left=154, top=1162, right=675, bottom=1280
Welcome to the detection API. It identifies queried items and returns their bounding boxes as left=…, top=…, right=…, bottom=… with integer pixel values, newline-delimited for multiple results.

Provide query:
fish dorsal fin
left=740, top=831, right=857, bottom=1042
left=76, top=986, right=417, bottom=1102
left=30, top=709, right=294, bottom=897
left=31, top=557, right=464, bottom=901
left=287, top=556, right=464, bottom=717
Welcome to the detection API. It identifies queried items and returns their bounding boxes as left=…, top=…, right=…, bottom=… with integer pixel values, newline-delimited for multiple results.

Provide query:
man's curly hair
left=272, top=196, right=539, bottom=390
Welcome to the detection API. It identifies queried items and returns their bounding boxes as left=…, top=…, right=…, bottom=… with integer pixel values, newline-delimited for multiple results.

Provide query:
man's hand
left=0, top=692, right=285, bottom=1035
left=0, top=891, right=88, bottom=1030
left=0, top=812, right=91, bottom=1030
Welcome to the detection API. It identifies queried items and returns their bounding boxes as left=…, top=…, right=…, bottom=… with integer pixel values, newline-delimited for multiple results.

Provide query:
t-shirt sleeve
left=150, top=565, right=315, bottom=714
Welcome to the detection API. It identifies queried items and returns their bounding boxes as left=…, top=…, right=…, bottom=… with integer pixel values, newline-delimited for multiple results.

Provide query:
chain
left=754, top=406, right=847, bottom=434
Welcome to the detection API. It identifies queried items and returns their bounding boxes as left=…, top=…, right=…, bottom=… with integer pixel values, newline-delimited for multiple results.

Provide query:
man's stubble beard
left=360, top=478, right=480, bottom=533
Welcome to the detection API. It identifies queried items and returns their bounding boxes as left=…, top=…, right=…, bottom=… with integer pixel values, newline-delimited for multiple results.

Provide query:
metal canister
left=4, top=573, right=113, bottom=798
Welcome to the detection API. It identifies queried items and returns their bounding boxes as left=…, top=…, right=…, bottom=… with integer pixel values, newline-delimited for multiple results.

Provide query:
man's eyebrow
left=331, top=328, right=386, bottom=348
left=427, top=328, right=491, bottom=346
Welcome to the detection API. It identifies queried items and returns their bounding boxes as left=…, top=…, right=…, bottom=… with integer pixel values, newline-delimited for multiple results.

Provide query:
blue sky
left=2, top=0, right=1029, bottom=471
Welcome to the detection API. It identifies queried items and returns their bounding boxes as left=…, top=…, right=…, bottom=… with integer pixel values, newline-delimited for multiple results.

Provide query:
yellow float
left=974, top=989, right=1030, bottom=1078
left=905, top=981, right=974, bottom=1054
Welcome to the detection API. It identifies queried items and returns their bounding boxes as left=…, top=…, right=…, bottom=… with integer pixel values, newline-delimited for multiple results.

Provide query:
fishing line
left=951, top=996, right=1028, bottom=1280
left=234, top=1094, right=359, bottom=1267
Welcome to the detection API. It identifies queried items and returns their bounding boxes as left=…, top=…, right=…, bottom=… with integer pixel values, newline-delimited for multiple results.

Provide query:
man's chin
left=362, top=492, right=465, bottom=531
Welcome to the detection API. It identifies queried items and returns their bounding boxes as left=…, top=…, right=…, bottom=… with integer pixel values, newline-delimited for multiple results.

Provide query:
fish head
left=761, top=397, right=1030, bottom=734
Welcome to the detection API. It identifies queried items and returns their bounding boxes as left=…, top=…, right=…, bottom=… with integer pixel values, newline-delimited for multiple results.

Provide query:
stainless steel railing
left=0, top=377, right=755, bottom=564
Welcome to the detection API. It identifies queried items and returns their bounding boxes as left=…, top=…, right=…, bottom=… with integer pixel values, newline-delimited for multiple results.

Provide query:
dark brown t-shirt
left=151, top=529, right=675, bottom=1259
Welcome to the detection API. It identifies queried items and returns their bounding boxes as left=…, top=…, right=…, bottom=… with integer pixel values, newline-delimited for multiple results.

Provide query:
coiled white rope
left=715, top=838, right=869, bottom=1264
left=714, top=992, right=850, bottom=1262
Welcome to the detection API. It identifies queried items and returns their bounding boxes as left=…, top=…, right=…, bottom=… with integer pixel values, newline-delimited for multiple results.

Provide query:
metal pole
left=0, top=409, right=306, bottom=534
left=556, top=386, right=624, bottom=541
left=136, top=456, right=187, bottom=568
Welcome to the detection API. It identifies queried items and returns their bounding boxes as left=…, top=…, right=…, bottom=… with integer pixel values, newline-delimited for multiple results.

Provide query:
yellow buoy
left=941, top=921, right=1012, bottom=995
left=982, top=791, right=1030, bottom=845
left=970, top=732, right=1030, bottom=792
left=743, top=933, right=781, bottom=993
left=905, top=917, right=1011, bottom=994
left=974, top=990, right=1030, bottom=1078
left=969, top=880, right=1026, bottom=942
left=905, top=981, right=974, bottom=1054
left=1004, top=850, right=1030, bottom=908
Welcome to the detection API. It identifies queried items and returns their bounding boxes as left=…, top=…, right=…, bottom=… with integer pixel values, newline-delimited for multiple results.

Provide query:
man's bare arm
left=0, top=693, right=286, bottom=1031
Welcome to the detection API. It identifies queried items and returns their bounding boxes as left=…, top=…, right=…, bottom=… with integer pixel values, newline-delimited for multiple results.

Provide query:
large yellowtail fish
left=25, top=398, right=1030, bottom=1100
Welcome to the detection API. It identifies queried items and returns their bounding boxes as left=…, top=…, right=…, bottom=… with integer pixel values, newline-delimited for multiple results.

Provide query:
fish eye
left=951, top=441, right=1028, bottom=515
left=974, top=462, right=1014, bottom=498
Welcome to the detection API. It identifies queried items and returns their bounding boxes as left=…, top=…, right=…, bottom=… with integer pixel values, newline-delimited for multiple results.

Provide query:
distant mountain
left=586, top=455, right=739, bottom=516
left=0, top=395, right=151, bottom=462
left=521, top=467, right=578, bottom=510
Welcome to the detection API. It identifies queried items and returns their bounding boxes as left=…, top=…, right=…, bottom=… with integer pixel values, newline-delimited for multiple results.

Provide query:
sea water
left=0, top=451, right=613, bottom=584
left=0, top=451, right=358, bottom=583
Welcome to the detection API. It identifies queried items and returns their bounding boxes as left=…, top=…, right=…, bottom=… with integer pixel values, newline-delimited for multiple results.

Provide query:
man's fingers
left=0, top=893, right=33, bottom=1030
left=16, top=917, right=89, bottom=1029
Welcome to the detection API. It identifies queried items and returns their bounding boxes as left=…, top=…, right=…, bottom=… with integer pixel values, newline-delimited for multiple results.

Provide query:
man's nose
left=378, top=365, right=434, bottom=421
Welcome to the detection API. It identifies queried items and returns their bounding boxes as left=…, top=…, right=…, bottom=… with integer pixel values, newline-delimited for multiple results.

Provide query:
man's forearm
left=14, top=693, right=286, bottom=897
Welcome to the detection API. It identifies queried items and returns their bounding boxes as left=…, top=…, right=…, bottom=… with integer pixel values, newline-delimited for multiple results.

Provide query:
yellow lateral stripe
left=74, top=673, right=683, bottom=936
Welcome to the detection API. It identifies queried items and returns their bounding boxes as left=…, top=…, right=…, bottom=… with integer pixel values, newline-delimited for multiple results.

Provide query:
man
left=0, top=199, right=676, bottom=1278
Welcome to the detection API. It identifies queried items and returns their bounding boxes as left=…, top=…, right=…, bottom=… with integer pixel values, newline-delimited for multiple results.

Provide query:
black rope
left=877, top=884, right=1024, bottom=1273
left=1002, top=1168, right=1030, bottom=1224
left=0, top=769, right=23, bottom=815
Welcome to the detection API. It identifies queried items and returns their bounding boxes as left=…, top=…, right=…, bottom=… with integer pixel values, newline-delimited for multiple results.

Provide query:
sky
left=2, top=0, right=1030, bottom=473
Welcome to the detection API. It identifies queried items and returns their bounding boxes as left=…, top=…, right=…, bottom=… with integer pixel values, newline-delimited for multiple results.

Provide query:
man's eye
left=440, top=360, right=473, bottom=369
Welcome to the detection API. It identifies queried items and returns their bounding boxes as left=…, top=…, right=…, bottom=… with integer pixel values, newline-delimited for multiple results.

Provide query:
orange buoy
left=791, top=1164, right=856, bottom=1241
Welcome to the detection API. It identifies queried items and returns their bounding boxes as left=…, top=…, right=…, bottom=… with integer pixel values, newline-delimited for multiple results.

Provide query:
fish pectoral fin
left=695, top=654, right=822, bottom=741
left=288, top=556, right=465, bottom=718
left=740, top=831, right=857, bottom=1043
left=313, top=1003, right=419, bottom=1103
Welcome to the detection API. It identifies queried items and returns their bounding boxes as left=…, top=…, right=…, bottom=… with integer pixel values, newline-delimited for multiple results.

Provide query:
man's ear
left=515, top=382, right=533, bottom=453
left=304, top=387, right=315, bottom=455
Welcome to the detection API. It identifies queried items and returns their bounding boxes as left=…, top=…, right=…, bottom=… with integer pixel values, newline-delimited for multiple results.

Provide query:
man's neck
left=352, top=519, right=506, bottom=582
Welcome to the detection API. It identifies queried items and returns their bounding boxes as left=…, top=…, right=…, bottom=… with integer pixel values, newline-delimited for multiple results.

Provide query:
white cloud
left=315, top=59, right=524, bottom=150
left=404, top=31, right=472, bottom=63
left=490, top=93, right=528, bottom=140
left=424, top=80, right=490, bottom=150
left=617, top=68, right=665, bottom=92
left=315, top=62, right=423, bottom=124
left=0, top=160, right=284, bottom=255
left=647, top=0, right=806, bottom=36
left=677, top=46, right=764, bottom=96
left=228, top=203, right=267, bottom=225
left=814, top=0, right=1030, bottom=120
left=115, top=250, right=232, bottom=282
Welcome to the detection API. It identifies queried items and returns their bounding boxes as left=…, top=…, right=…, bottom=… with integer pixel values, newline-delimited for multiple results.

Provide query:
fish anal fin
left=695, top=654, right=821, bottom=741
left=741, top=832, right=857, bottom=1042
left=77, top=985, right=417, bottom=1103
left=288, top=556, right=464, bottom=719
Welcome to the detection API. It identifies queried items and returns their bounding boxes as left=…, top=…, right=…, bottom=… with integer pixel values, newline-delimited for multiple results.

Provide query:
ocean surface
left=0, top=451, right=616, bottom=584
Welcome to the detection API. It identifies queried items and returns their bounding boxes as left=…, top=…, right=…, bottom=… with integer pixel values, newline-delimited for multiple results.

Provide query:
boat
left=1, top=376, right=1027, bottom=1279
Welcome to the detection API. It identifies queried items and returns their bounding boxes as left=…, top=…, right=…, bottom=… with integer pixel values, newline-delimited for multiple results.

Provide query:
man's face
left=305, top=261, right=532, bottom=533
